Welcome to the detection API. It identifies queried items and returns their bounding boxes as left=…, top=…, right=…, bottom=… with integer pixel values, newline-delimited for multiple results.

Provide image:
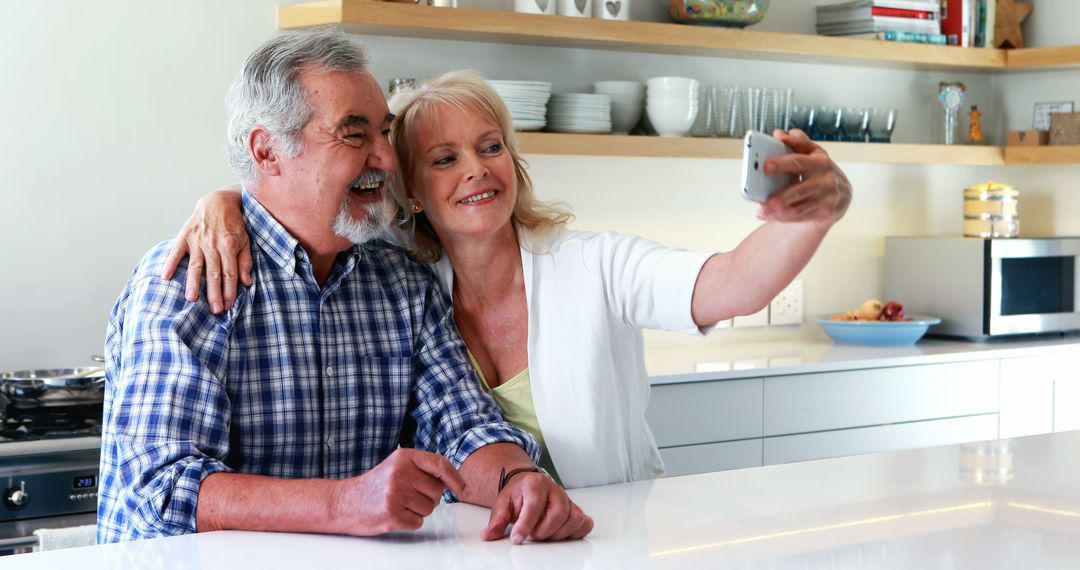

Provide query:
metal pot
left=0, top=368, right=105, bottom=408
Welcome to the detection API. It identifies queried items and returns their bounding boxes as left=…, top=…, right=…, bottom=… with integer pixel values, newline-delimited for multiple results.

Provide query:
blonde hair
left=387, top=70, right=572, bottom=263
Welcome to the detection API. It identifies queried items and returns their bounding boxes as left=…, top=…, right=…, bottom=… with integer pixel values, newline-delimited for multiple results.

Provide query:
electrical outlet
left=769, top=279, right=804, bottom=326
left=733, top=306, right=769, bottom=328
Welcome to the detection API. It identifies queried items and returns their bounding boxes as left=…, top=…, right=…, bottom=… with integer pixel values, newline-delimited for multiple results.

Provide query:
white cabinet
left=660, top=440, right=762, bottom=477
left=998, top=354, right=1080, bottom=434
left=1055, top=357, right=1080, bottom=432
left=646, top=350, right=1080, bottom=477
left=763, top=361, right=1000, bottom=436
left=999, top=357, right=1055, bottom=437
left=763, top=414, right=999, bottom=465
left=646, top=378, right=762, bottom=447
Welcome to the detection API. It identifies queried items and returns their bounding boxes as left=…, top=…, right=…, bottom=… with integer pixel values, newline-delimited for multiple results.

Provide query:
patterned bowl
left=665, top=0, right=769, bottom=27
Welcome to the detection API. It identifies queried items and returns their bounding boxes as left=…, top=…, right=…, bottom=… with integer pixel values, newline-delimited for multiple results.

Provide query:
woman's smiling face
left=408, top=102, right=518, bottom=244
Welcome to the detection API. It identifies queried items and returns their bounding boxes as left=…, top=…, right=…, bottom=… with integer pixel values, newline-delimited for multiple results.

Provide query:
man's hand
left=482, top=472, right=594, bottom=544
left=329, top=449, right=466, bottom=536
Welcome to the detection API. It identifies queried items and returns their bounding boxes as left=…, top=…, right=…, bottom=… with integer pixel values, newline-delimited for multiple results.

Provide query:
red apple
left=881, top=300, right=905, bottom=321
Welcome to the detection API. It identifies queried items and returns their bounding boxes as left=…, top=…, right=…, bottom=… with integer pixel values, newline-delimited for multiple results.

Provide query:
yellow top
left=468, top=351, right=561, bottom=484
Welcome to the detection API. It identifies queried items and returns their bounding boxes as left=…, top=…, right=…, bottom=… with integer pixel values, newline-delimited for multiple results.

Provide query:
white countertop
left=646, top=334, right=1080, bottom=384
left=9, top=430, right=1080, bottom=568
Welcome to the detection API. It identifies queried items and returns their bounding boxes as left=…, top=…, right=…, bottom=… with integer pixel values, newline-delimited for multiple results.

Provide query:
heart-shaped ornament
left=605, top=0, right=621, bottom=17
left=575, top=0, right=587, bottom=13
left=535, top=0, right=550, bottom=12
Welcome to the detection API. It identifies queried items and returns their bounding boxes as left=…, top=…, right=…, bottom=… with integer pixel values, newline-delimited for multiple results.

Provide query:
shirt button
left=326, top=437, right=335, bottom=447
left=325, top=366, right=334, bottom=376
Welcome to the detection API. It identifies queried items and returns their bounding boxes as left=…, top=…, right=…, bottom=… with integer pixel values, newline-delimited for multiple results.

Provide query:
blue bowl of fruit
left=665, top=0, right=770, bottom=27
left=814, top=300, right=940, bottom=346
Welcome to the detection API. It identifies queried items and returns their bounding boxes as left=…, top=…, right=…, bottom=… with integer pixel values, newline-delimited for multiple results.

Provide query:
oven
left=1, top=370, right=103, bottom=555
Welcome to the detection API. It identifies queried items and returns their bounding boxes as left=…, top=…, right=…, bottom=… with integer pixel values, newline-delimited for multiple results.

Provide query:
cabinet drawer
left=1054, top=358, right=1080, bottom=432
left=763, top=414, right=999, bottom=465
left=999, top=356, right=1055, bottom=438
left=647, top=378, right=762, bottom=447
left=660, top=440, right=762, bottom=477
left=764, top=360, right=999, bottom=436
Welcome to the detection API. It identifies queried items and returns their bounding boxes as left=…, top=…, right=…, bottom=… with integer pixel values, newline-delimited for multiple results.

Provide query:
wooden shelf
left=1004, top=145, right=1080, bottom=164
left=516, top=133, right=1008, bottom=165
left=278, top=0, right=1009, bottom=70
left=277, top=0, right=1080, bottom=165
left=1006, top=45, right=1080, bottom=69
left=517, top=133, right=1080, bottom=165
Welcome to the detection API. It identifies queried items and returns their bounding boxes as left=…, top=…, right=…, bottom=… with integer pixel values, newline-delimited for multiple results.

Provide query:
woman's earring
left=409, top=200, right=422, bottom=213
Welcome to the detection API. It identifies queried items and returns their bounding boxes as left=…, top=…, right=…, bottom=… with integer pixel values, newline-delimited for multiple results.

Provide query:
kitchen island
left=8, top=430, right=1080, bottom=568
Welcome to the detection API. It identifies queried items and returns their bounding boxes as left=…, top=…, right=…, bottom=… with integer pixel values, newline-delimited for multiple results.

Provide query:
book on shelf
left=817, top=15, right=941, bottom=35
left=846, top=30, right=949, bottom=44
left=817, top=5, right=938, bottom=25
left=941, top=0, right=973, bottom=46
left=815, top=0, right=940, bottom=15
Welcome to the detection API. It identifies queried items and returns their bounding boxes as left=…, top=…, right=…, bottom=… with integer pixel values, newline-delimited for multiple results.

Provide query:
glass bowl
left=665, top=0, right=769, bottom=27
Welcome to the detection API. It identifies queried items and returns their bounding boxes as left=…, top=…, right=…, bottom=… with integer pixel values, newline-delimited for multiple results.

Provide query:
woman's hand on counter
left=483, top=472, right=594, bottom=544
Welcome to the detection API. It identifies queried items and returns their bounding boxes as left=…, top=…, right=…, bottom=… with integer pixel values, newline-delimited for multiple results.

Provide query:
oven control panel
left=0, top=445, right=101, bottom=523
left=1, top=471, right=98, bottom=522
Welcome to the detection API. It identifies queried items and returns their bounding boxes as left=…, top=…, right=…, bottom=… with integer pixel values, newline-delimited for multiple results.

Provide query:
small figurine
left=968, top=105, right=985, bottom=143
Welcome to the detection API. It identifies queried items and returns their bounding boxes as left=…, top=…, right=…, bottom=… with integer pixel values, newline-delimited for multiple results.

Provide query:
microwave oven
left=884, top=237, right=1080, bottom=339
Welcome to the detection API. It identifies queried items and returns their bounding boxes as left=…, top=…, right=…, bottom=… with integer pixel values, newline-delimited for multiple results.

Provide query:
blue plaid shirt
left=98, top=191, right=538, bottom=543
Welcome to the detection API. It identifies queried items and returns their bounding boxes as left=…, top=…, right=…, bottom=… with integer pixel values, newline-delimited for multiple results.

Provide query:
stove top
left=1, top=403, right=102, bottom=444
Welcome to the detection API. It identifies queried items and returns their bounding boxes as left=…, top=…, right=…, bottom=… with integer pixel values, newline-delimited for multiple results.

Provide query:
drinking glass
left=705, top=86, right=740, bottom=138
left=814, top=106, right=840, bottom=141
left=840, top=107, right=869, bottom=142
left=788, top=104, right=816, bottom=136
left=745, top=87, right=767, bottom=133
left=868, top=108, right=897, bottom=143
left=769, top=88, right=794, bottom=132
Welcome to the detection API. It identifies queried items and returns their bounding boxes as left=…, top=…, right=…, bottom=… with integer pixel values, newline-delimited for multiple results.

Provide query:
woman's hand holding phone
left=752, top=129, right=852, bottom=228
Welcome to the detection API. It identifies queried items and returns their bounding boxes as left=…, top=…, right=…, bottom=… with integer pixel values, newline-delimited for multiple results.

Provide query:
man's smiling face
left=273, top=69, right=396, bottom=254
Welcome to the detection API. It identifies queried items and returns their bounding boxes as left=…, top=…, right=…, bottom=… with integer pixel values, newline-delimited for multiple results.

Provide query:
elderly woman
left=166, top=70, right=852, bottom=489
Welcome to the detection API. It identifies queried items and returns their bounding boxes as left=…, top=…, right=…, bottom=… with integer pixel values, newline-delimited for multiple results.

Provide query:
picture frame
left=1033, top=101, right=1075, bottom=131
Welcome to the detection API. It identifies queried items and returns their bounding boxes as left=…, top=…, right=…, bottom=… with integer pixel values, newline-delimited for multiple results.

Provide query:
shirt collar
left=242, top=190, right=302, bottom=271
left=242, top=190, right=365, bottom=276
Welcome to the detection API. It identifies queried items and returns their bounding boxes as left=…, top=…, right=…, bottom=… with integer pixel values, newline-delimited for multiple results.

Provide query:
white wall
left=1, top=0, right=1078, bottom=368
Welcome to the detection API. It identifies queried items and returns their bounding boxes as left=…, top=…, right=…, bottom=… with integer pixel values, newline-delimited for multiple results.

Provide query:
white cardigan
left=432, top=227, right=712, bottom=489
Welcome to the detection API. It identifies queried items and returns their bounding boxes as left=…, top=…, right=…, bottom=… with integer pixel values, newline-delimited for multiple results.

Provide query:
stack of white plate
left=546, top=93, right=612, bottom=134
left=487, top=80, right=552, bottom=132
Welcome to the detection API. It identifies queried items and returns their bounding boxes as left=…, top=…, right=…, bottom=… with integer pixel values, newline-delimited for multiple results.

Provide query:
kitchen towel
left=33, top=524, right=96, bottom=552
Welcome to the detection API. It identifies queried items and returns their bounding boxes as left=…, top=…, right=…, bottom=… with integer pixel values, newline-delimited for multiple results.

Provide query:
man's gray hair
left=225, top=28, right=370, bottom=181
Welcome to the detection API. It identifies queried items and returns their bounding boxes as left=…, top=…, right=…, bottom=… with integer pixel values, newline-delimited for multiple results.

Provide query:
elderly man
left=97, top=29, right=592, bottom=544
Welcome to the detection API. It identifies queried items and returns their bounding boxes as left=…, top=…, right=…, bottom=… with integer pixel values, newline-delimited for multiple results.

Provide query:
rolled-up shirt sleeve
left=98, top=264, right=234, bottom=543
left=407, top=276, right=540, bottom=494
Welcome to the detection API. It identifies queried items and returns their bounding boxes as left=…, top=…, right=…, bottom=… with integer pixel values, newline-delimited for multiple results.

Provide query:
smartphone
left=740, top=130, right=794, bottom=203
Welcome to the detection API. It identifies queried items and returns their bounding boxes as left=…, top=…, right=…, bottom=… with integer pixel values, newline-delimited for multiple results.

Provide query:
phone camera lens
left=753, top=161, right=759, bottom=171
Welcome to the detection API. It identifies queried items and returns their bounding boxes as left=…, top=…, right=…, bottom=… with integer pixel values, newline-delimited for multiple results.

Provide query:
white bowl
left=647, top=104, right=697, bottom=137
left=645, top=102, right=699, bottom=115
left=594, top=81, right=644, bottom=98
left=611, top=104, right=642, bottom=135
left=647, top=76, right=700, bottom=93
left=646, top=97, right=699, bottom=106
